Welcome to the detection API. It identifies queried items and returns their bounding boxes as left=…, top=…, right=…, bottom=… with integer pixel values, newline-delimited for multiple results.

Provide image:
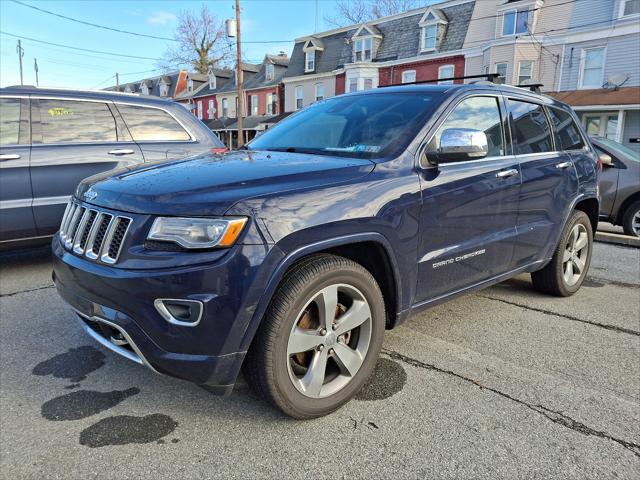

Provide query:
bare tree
left=159, top=5, right=232, bottom=73
left=325, top=0, right=422, bottom=27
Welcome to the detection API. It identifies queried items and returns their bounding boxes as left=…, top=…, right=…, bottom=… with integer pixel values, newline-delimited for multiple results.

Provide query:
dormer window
left=187, top=79, right=194, bottom=92
left=208, top=67, right=216, bottom=90
left=266, top=63, right=274, bottom=81
left=140, top=83, right=150, bottom=95
left=305, top=51, right=315, bottom=72
left=159, top=83, right=169, bottom=97
left=302, top=38, right=323, bottom=73
left=419, top=8, right=447, bottom=53
left=354, top=38, right=372, bottom=62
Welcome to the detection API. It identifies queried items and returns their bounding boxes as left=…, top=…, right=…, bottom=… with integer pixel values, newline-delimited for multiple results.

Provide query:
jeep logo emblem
left=84, top=188, right=98, bottom=201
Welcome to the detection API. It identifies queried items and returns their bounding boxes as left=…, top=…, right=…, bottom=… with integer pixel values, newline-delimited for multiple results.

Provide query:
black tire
left=243, top=254, right=385, bottom=419
left=621, top=200, right=640, bottom=238
left=531, top=210, right=593, bottom=297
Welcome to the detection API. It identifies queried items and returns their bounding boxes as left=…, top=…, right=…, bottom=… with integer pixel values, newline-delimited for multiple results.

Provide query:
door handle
left=0, top=154, right=21, bottom=161
left=108, top=149, right=135, bottom=156
left=555, top=161, right=573, bottom=169
left=496, top=168, right=519, bottom=179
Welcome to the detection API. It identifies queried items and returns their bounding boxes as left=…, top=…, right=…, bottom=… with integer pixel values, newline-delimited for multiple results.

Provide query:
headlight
left=147, top=217, right=247, bottom=249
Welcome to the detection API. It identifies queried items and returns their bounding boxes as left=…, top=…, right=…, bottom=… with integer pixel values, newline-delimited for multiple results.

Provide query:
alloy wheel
left=632, top=209, right=640, bottom=237
left=286, top=283, right=372, bottom=399
left=562, top=223, right=589, bottom=286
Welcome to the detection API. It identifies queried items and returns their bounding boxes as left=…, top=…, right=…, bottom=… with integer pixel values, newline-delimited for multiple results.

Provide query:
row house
left=463, top=0, right=639, bottom=150
left=179, top=55, right=289, bottom=148
left=174, top=67, right=234, bottom=119
left=282, top=0, right=475, bottom=112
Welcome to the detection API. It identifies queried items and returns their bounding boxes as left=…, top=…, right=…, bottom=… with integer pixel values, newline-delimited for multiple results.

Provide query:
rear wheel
left=531, top=210, right=593, bottom=296
left=621, top=200, right=640, bottom=238
left=243, top=254, right=385, bottom=419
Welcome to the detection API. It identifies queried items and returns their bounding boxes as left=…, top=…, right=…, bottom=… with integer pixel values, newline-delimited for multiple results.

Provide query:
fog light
left=154, top=299, right=203, bottom=327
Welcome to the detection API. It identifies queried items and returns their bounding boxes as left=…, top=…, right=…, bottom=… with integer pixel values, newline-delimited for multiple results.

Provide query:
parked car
left=52, top=83, right=599, bottom=419
left=591, top=136, right=640, bottom=237
left=0, top=86, right=225, bottom=249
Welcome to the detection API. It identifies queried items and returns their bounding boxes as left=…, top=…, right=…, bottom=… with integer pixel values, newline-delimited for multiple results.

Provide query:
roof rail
left=380, top=72, right=502, bottom=88
left=516, top=83, right=544, bottom=93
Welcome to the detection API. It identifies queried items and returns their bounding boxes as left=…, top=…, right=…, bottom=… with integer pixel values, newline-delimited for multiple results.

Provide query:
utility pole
left=16, top=40, right=24, bottom=86
left=235, top=0, right=244, bottom=148
left=34, top=58, right=39, bottom=86
left=115, top=72, right=120, bottom=92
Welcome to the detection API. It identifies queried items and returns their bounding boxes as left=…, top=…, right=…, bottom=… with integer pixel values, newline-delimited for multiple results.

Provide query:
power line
left=11, top=0, right=177, bottom=42
left=0, top=31, right=160, bottom=60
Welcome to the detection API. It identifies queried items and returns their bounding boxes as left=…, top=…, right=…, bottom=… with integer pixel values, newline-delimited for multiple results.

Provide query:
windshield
left=593, top=137, right=640, bottom=162
left=247, top=92, right=441, bottom=159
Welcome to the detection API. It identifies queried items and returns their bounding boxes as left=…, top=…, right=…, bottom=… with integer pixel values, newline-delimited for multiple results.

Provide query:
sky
left=0, top=0, right=355, bottom=88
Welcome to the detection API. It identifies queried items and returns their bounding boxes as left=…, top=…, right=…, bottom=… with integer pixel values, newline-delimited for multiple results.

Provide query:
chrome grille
left=59, top=200, right=131, bottom=264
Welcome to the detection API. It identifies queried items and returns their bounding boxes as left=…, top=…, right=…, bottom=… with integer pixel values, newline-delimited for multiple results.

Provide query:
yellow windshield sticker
left=48, top=107, right=74, bottom=117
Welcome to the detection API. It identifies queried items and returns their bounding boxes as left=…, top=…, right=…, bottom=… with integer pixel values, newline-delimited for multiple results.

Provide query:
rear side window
left=508, top=99, right=553, bottom=154
left=117, top=104, right=191, bottom=141
left=0, top=98, right=22, bottom=145
left=547, top=107, right=586, bottom=151
left=39, top=99, right=117, bottom=143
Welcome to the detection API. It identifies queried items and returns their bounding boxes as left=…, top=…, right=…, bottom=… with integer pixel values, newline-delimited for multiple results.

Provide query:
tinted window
left=117, top=104, right=190, bottom=141
left=0, top=98, right=21, bottom=145
left=39, top=99, right=117, bottom=143
left=548, top=107, right=585, bottom=151
left=431, top=96, right=505, bottom=158
left=508, top=99, right=553, bottom=154
left=248, top=92, right=440, bottom=159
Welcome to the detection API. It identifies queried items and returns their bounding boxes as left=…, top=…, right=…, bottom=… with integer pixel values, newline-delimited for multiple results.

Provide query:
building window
left=622, top=0, right=640, bottom=16
left=438, top=65, right=455, bottom=84
left=495, top=63, right=507, bottom=83
left=267, top=93, right=277, bottom=115
left=402, top=70, right=416, bottom=84
left=579, top=47, right=605, bottom=89
left=222, top=98, right=228, bottom=117
left=422, top=24, right=437, bottom=50
left=348, top=78, right=358, bottom=92
left=518, top=61, right=534, bottom=84
left=140, top=84, right=149, bottom=95
left=266, top=63, right=275, bottom=81
left=208, top=99, right=215, bottom=119
left=187, top=79, right=194, bottom=92
left=354, top=37, right=373, bottom=62
left=295, top=86, right=304, bottom=110
left=251, top=94, right=258, bottom=116
left=159, top=83, right=169, bottom=97
left=209, top=76, right=216, bottom=90
left=502, top=10, right=529, bottom=36
left=363, top=78, right=373, bottom=90
left=305, top=51, right=315, bottom=72
left=584, top=113, right=619, bottom=140
left=315, top=83, right=324, bottom=101
left=197, top=100, right=203, bottom=120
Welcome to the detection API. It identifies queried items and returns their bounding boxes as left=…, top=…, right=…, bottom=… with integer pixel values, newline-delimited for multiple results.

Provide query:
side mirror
left=598, top=153, right=614, bottom=168
left=427, top=128, right=489, bottom=165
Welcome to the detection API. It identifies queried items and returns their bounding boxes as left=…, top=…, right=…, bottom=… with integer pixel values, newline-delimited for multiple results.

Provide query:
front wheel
left=243, top=254, right=385, bottom=419
left=531, top=210, right=593, bottom=296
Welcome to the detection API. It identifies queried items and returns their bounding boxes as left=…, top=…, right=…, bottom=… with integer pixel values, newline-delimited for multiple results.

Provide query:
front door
left=508, top=98, right=579, bottom=266
left=415, top=95, right=521, bottom=303
left=30, top=97, right=144, bottom=236
left=0, top=96, right=35, bottom=242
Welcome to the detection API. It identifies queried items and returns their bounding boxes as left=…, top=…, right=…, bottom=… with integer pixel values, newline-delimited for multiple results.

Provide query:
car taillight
left=211, top=147, right=228, bottom=154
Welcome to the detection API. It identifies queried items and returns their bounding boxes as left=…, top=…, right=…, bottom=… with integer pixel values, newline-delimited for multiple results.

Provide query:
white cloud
left=146, top=11, right=177, bottom=25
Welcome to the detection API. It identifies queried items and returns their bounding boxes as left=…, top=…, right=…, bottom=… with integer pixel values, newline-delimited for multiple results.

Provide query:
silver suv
left=0, top=86, right=225, bottom=248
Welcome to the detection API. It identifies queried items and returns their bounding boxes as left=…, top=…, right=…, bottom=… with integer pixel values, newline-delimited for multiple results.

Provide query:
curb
left=595, top=231, right=640, bottom=248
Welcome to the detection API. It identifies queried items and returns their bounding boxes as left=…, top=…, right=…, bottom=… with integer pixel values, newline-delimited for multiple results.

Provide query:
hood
left=75, top=150, right=375, bottom=216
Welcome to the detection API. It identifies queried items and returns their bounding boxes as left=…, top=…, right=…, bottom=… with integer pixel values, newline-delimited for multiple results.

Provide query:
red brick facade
left=378, top=55, right=465, bottom=86
left=244, top=86, right=280, bottom=117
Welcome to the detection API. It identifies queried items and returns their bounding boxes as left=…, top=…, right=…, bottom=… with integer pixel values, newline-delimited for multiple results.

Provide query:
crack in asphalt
left=382, top=349, right=640, bottom=459
left=478, top=295, right=640, bottom=337
left=0, top=284, right=55, bottom=298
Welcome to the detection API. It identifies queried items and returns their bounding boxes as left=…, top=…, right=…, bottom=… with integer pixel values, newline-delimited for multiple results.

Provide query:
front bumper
left=52, top=234, right=278, bottom=393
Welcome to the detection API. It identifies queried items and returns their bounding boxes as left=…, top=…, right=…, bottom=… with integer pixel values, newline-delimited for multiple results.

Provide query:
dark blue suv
left=52, top=84, right=599, bottom=418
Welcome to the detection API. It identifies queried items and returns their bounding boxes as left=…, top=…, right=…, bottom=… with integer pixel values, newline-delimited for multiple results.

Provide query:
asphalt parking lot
left=1, top=242, right=638, bottom=479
